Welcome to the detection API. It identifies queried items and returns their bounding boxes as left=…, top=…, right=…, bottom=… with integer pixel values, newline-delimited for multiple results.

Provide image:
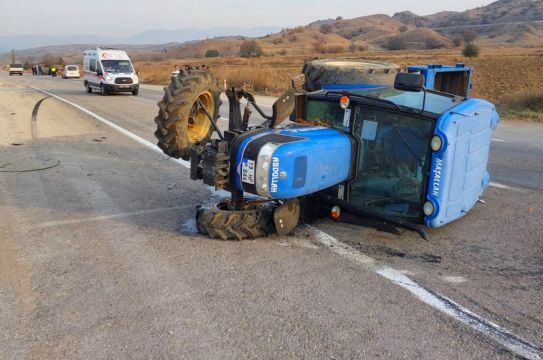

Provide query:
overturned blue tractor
left=154, top=60, right=499, bottom=240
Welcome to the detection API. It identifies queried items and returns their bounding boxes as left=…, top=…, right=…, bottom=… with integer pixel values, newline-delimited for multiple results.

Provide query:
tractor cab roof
left=314, top=85, right=464, bottom=116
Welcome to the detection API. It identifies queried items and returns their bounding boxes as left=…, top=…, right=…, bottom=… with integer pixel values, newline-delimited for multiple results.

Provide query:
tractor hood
left=234, top=125, right=353, bottom=199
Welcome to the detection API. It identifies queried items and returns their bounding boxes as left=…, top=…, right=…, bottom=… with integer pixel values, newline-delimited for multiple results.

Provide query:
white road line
left=489, top=181, right=526, bottom=192
left=37, top=205, right=193, bottom=228
left=492, top=138, right=507, bottom=142
left=21, top=83, right=191, bottom=168
left=304, top=226, right=542, bottom=360
left=21, top=82, right=542, bottom=360
left=129, top=96, right=159, bottom=104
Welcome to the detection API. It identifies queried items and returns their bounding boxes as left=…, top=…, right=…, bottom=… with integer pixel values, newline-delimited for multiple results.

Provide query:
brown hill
left=392, top=11, right=430, bottom=28
left=428, top=0, right=543, bottom=28
left=313, top=14, right=406, bottom=42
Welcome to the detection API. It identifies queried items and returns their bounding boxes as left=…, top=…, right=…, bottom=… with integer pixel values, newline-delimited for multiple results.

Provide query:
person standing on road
left=50, top=65, right=57, bottom=77
left=171, top=64, right=180, bottom=77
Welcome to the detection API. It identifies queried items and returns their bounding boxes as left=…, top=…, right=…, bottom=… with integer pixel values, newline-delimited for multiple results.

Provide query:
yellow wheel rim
left=187, top=91, right=214, bottom=143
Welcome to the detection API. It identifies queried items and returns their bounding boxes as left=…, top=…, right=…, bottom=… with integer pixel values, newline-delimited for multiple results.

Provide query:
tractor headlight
left=255, top=143, right=278, bottom=197
left=423, top=201, right=435, bottom=216
left=430, top=135, right=443, bottom=152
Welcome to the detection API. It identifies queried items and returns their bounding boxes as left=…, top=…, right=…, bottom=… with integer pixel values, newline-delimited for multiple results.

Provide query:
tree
left=239, top=40, right=263, bottom=57
left=462, top=29, right=478, bottom=43
left=399, top=25, right=408, bottom=33
left=336, top=16, right=343, bottom=21
left=319, top=23, right=333, bottom=34
left=462, top=42, right=480, bottom=57
left=205, top=49, right=220, bottom=58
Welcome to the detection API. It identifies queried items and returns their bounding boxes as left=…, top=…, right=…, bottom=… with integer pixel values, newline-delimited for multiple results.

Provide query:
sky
left=1, top=0, right=490, bottom=37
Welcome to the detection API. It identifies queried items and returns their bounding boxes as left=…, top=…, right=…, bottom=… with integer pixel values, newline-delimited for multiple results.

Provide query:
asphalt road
left=1, top=74, right=542, bottom=360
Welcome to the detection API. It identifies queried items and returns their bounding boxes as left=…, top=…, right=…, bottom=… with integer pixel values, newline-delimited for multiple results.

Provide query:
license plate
left=120, top=85, right=130, bottom=88
left=241, top=159, right=255, bottom=184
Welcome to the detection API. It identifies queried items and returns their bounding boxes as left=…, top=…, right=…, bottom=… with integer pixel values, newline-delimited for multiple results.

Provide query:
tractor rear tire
left=154, top=71, right=221, bottom=160
left=196, top=199, right=277, bottom=240
left=302, top=59, right=401, bottom=92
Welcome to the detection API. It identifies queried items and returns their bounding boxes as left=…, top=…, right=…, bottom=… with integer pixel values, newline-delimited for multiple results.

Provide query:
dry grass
left=497, top=91, right=543, bottom=122
left=134, top=46, right=543, bottom=119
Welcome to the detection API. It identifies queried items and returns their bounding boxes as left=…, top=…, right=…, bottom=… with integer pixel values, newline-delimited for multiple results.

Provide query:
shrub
left=277, top=49, right=287, bottom=56
left=462, top=42, right=480, bottom=57
left=386, top=37, right=407, bottom=50
left=288, top=27, right=305, bottom=35
left=498, top=91, right=543, bottom=121
left=425, top=37, right=444, bottom=49
left=336, top=16, right=343, bottom=21
left=319, top=23, right=333, bottom=34
left=313, top=43, right=345, bottom=54
left=205, top=49, right=220, bottom=58
left=239, top=40, right=263, bottom=57
left=348, top=42, right=366, bottom=52
left=399, top=25, right=408, bottom=33
left=357, top=43, right=368, bottom=51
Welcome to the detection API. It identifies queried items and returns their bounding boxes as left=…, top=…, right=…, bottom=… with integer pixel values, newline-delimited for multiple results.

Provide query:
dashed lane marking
left=489, top=181, right=527, bottom=193
left=20, top=82, right=542, bottom=360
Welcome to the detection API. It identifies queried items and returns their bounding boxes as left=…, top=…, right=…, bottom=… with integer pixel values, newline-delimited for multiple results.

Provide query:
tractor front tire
left=154, top=71, right=221, bottom=160
left=302, top=59, right=401, bottom=92
left=196, top=199, right=277, bottom=240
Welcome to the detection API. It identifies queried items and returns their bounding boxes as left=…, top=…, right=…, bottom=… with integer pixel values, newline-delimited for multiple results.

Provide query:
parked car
left=62, top=64, right=80, bottom=79
left=9, top=64, right=24, bottom=76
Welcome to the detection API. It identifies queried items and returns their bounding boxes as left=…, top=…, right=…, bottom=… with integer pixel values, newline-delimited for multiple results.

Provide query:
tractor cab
left=294, top=64, right=498, bottom=228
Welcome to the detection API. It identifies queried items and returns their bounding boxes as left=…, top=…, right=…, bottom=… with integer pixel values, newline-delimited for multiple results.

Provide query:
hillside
left=427, top=0, right=543, bottom=28
left=2, top=0, right=542, bottom=64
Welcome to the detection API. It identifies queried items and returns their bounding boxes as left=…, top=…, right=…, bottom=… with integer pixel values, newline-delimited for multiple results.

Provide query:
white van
left=83, top=48, right=139, bottom=95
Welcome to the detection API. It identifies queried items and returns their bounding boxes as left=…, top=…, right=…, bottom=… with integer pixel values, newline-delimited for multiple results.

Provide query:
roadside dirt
left=0, top=80, right=98, bottom=146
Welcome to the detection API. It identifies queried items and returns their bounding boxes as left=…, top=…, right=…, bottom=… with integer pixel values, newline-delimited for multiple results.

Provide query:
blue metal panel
left=425, top=98, right=499, bottom=228
left=407, top=64, right=473, bottom=97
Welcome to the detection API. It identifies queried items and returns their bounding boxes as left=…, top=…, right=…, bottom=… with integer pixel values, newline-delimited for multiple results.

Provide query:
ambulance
left=83, top=48, right=139, bottom=96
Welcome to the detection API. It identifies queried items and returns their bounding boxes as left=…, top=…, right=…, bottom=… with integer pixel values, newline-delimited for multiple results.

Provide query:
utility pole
left=11, top=49, right=16, bottom=64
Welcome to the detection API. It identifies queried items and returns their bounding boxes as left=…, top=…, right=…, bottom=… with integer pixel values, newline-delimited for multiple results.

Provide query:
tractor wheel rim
left=187, top=91, right=214, bottom=143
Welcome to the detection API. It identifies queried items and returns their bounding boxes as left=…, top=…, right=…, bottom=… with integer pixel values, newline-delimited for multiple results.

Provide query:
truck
left=154, top=60, right=499, bottom=240
left=83, top=48, right=139, bottom=96
left=9, top=63, right=24, bottom=76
